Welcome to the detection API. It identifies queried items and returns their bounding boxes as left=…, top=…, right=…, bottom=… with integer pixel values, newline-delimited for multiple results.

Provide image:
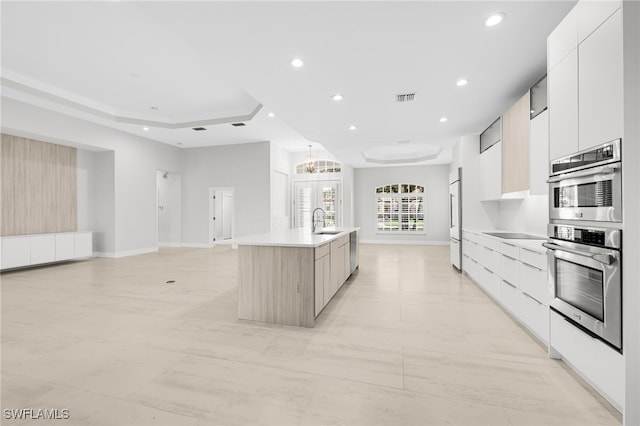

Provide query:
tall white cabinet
left=548, top=2, right=623, bottom=160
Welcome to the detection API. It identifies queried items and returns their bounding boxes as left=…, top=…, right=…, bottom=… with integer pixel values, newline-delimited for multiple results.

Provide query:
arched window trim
left=295, top=159, right=342, bottom=174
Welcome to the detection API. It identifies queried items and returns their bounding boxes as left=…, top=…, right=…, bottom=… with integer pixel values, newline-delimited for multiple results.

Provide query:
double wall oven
left=546, top=139, right=622, bottom=352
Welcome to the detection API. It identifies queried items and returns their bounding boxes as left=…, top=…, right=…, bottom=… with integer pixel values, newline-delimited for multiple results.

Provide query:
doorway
left=293, top=180, right=341, bottom=228
left=209, top=187, right=235, bottom=244
left=156, top=170, right=182, bottom=246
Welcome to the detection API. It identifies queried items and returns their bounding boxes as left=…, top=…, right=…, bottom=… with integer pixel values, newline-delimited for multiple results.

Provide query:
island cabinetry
left=315, top=243, right=331, bottom=316
left=238, top=245, right=316, bottom=328
left=236, top=227, right=360, bottom=327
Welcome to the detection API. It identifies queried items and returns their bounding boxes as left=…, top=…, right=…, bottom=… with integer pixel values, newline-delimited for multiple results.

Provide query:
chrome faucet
left=311, top=207, right=326, bottom=233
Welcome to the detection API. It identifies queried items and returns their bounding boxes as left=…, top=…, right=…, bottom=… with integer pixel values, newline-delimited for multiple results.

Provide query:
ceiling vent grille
left=396, top=93, right=416, bottom=102
left=231, top=122, right=246, bottom=127
left=192, top=127, right=207, bottom=131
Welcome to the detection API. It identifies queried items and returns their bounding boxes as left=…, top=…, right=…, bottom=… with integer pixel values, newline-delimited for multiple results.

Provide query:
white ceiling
left=1, top=1, right=575, bottom=167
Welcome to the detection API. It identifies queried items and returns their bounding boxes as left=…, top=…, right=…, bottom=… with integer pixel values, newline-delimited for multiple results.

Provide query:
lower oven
left=543, top=224, right=622, bottom=351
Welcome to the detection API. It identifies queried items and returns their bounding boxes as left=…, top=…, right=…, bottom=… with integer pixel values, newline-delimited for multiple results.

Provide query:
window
left=376, top=184, right=425, bottom=233
left=294, top=180, right=340, bottom=228
left=296, top=160, right=342, bottom=174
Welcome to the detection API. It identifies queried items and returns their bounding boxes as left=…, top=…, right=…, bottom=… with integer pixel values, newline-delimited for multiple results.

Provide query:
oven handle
left=547, top=164, right=619, bottom=183
left=542, top=242, right=613, bottom=265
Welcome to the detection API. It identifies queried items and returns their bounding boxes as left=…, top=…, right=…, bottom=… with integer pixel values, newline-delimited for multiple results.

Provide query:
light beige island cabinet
left=236, top=228, right=359, bottom=327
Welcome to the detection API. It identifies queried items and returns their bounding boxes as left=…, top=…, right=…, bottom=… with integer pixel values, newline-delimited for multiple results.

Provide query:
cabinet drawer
left=500, top=254, right=519, bottom=286
left=478, top=245, right=500, bottom=273
left=520, top=247, right=547, bottom=270
left=55, top=234, right=75, bottom=261
left=1, top=237, right=30, bottom=269
left=520, top=262, right=549, bottom=305
left=315, top=243, right=330, bottom=260
left=30, top=235, right=56, bottom=265
left=500, top=279, right=520, bottom=315
left=500, top=242, right=519, bottom=259
left=479, top=266, right=500, bottom=301
left=519, top=292, right=549, bottom=344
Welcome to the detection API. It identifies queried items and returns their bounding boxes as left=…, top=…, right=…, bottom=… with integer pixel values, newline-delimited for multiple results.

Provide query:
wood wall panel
left=1, top=134, right=77, bottom=236
left=502, top=92, right=531, bottom=193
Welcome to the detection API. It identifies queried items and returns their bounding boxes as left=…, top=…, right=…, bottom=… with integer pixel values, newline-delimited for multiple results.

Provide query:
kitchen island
left=235, top=227, right=359, bottom=327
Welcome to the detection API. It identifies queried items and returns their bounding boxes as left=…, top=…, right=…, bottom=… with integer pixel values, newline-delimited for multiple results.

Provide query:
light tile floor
left=1, top=244, right=621, bottom=425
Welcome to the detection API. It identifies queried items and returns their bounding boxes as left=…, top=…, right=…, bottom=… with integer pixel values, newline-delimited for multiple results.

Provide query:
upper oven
left=543, top=224, right=622, bottom=351
left=548, top=139, right=621, bottom=222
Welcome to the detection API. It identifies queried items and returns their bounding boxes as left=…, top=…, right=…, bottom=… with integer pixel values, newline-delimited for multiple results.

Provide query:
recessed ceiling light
left=331, top=94, right=343, bottom=101
left=349, top=125, right=357, bottom=131
left=267, top=112, right=275, bottom=118
left=291, top=58, right=304, bottom=68
left=456, top=79, right=468, bottom=87
left=439, top=117, right=448, bottom=122
left=142, top=127, right=149, bottom=131
left=485, top=13, right=506, bottom=27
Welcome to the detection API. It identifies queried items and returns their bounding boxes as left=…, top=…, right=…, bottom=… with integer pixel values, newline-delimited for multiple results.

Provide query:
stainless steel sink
left=313, top=230, right=342, bottom=235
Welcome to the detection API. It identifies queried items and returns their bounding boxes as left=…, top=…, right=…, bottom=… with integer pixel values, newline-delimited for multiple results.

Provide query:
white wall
left=2, top=97, right=182, bottom=256
left=354, top=165, right=449, bottom=243
left=270, top=143, right=292, bottom=232
left=180, top=142, right=271, bottom=245
left=496, top=194, right=548, bottom=236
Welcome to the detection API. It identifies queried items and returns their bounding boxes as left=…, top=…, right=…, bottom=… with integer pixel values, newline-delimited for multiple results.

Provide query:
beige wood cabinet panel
left=502, top=92, right=530, bottom=193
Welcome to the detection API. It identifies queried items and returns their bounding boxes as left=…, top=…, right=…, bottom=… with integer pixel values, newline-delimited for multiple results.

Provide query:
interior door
left=222, top=192, right=233, bottom=240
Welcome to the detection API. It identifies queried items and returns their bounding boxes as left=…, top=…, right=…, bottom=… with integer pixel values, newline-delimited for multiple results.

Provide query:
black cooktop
left=483, top=232, right=546, bottom=240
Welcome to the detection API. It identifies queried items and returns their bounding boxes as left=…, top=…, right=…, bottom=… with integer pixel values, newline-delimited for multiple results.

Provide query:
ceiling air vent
left=396, top=93, right=416, bottom=102
left=231, top=122, right=246, bottom=127
left=192, top=127, right=207, bottom=131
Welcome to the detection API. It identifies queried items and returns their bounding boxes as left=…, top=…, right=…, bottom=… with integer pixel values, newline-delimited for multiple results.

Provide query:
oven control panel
left=549, top=225, right=621, bottom=250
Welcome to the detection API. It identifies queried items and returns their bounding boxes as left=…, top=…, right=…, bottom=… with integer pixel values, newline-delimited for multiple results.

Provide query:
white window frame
left=375, top=183, right=425, bottom=235
left=295, top=159, right=342, bottom=174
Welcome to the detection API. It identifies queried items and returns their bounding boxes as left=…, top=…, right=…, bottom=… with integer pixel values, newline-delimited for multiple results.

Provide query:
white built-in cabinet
left=479, top=142, right=503, bottom=201
left=0, top=232, right=93, bottom=270
left=529, top=110, right=550, bottom=195
left=548, top=49, right=579, bottom=161
left=578, top=9, right=623, bottom=151
left=462, top=230, right=549, bottom=344
left=548, top=2, right=622, bottom=160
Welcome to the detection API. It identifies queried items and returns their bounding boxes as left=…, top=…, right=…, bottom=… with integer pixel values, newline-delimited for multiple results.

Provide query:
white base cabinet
left=1, top=232, right=93, bottom=270
left=549, top=311, right=624, bottom=411
left=462, top=230, right=549, bottom=345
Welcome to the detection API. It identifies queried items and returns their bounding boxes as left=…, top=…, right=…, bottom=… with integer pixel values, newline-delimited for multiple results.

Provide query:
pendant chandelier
left=305, top=145, right=316, bottom=173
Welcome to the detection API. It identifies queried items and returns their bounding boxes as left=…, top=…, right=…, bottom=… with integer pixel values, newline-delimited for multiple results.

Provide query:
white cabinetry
left=1, top=237, right=30, bottom=269
left=479, top=142, right=502, bottom=201
left=30, top=235, right=56, bottom=265
left=55, top=234, right=75, bottom=261
left=578, top=9, right=623, bottom=151
left=462, top=230, right=549, bottom=344
left=529, top=110, right=549, bottom=195
left=548, top=49, right=579, bottom=160
left=548, top=3, right=622, bottom=160
left=0, top=232, right=93, bottom=270
left=550, top=310, right=624, bottom=411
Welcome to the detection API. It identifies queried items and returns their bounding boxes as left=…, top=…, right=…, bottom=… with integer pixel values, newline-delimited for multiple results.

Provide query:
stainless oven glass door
left=549, top=164, right=621, bottom=222
left=545, top=240, right=622, bottom=349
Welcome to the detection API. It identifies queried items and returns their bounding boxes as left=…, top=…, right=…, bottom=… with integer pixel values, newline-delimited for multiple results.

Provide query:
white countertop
left=463, top=229, right=547, bottom=253
left=234, top=227, right=359, bottom=248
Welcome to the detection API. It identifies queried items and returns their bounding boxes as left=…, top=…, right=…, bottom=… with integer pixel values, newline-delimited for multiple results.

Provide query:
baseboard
left=158, top=242, right=183, bottom=247
left=359, top=239, right=449, bottom=246
left=94, top=246, right=158, bottom=258
left=180, top=243, right=214, bottom=248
